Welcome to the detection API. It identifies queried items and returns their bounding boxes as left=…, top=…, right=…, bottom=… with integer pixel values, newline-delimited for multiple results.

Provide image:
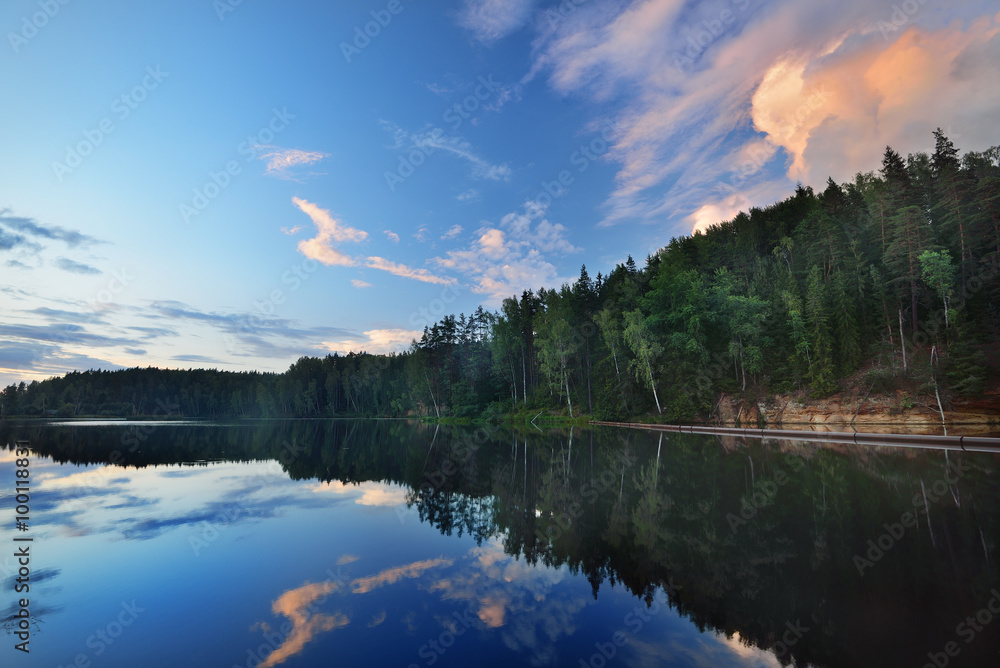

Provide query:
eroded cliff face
left=714, top=387, right=1000, bottom=434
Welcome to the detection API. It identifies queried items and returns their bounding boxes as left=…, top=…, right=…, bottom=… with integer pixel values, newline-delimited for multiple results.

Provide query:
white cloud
left=413, top=129, right=512, bottom=181
left=350, top=279, right=372, bottom=289
left=442, top=224, right=464, bottom=239
left=255, top=147, right=329, bottom=179
left=458, top=0, right=537, bottom=44
left=321, top=329, right=422, bottom=355
left=382, top=122, right=511, bottom=182
left=365, top=256, right=455, bottom=285
left=433, top=199, right=579, bottom=304
left=292, top=197, right=367, bottom=267
left=383, top=230, right=400, bottom=243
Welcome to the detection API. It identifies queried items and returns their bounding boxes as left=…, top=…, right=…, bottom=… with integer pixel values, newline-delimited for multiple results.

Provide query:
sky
left=1, top=0, right=999, bottom=385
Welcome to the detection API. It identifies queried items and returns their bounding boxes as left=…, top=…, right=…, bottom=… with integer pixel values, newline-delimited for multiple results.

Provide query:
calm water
left=1, top=420, right=998, bottom=667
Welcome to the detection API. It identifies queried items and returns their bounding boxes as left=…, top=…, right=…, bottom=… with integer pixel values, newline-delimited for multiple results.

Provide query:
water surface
left=1, top=420, right=997, bottom=667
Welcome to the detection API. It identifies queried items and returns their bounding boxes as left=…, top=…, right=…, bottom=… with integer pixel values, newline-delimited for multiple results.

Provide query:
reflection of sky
left=0, top=451, right=792, bottom=667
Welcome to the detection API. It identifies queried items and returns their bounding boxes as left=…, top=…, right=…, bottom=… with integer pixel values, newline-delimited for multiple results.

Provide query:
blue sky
left=2, top=0, right=999, bottom=383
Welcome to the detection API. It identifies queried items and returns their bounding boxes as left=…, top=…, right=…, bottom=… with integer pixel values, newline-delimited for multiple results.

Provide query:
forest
left=2, top=129, right=998, bottom=421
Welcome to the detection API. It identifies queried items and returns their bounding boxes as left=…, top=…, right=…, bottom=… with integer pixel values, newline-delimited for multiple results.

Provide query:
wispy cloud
left=457, top=0, right=537, bottom=44
left=365, top=256, right=455, bottom=285
left=383, top=230, right=400, bottom=243
left=254, top=146, right=329, bottom=179
left=0, top=209, right=101, bottom=248
left=350, top=279, right=372, bottom=289
left=54, top=258, right=101, bottom=275
left=292, top=197, right=367, bottom=267
left=382, top=122, right=511, bottom=182
left=413, top=129, right=512, bottom=180
left=281, top=226, right=303, bottom=236
left=441, top=225, right=464, bottom=240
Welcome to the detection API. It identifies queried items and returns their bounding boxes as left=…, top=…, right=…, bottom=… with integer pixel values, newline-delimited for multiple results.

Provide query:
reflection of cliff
left=5, top=420, right=999, bottom=667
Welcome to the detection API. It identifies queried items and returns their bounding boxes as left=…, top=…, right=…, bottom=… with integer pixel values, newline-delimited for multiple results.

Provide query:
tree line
left=2, top=129, right=998, bottom=420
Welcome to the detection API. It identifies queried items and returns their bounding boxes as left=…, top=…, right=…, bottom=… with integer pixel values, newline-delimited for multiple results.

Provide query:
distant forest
left=3, top=129, right=998, bottom=421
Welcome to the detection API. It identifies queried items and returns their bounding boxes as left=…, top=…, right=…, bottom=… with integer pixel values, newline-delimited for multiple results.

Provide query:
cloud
left=350, top=279, right=372, bottom=289
left=414, top=129, right=512, bottom=180
left=383, top=230, right=400, bottom=243
left=259, top=581, right=350, bottom=668
left=311, top=480, right=410, bottom=507
left=292, top=197, right=367, bottom=267
left=281, top=226, right=303, bottom=236
left=441, top=225, right=464, bottom=240
left=456, top=189, right=479, bottom=202
left=254, top=147, right=329, bottom=179
left=382, top=122, right=511, bottom=182
left=433, top=199, right=579, bottom=303
left=351, top=558, right=452, bottom=594
left=321, top=328, right=421, bottom=355
left=528, top=0, right=1000, bottom=237
left=54, top=258, right=101, bottom=275
left=751, top=19, right=1000, bottom=186
left=458, top=0, right=537, bottom=43
left=0, top=209, right=101, bottom=248
left=365, top=256, right=455, bottom=285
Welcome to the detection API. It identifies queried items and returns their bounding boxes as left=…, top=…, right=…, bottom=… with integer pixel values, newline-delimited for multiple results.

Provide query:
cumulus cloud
left=458, top=0, right=537, bottom=43
left=433, top=199, right=579, bottom=303
left=255, top=147, right=329, bottom=179
left=752, top=19, right=1000, bottom=186
left=529, top=0, right=1000, bottom=235
left=292, top=197, right=367, bottom=267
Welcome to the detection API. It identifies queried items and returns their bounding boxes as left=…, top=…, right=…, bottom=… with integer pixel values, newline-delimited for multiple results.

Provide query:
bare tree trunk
left=899, top=308, right=908, bottom=371
left=647, top=364, right=662, bottom=414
